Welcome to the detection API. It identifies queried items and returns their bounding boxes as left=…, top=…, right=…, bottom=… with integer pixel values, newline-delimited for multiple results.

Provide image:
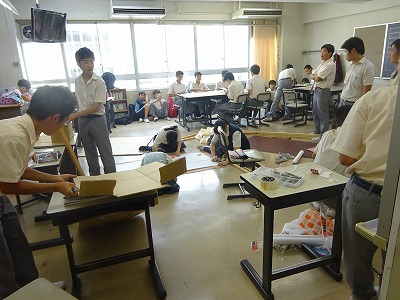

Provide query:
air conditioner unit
left=231, top=8, right=282, bottom=19
left=111, top=6, right=166, bottom=19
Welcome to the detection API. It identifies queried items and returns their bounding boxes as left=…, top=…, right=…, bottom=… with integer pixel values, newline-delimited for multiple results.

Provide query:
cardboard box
left=73, top=157, right=187, bottom=198
left=51, top=122, right=74, bottom=143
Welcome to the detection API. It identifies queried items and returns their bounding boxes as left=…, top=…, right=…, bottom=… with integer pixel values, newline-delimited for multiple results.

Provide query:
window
left=196, top=25, right=224, bottom=70
left=22, top=42, right=66, bottom=83
left=20, top=22, right=250, bottom=91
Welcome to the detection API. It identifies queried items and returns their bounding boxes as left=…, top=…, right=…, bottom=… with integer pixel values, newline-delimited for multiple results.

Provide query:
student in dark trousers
left=0, top=86, right=78, bottom=298
left=198, top=119, right=250, bottom=165
left=69, top=47, right=116, bottom=176
left=331, top=85, right=398, bottom=300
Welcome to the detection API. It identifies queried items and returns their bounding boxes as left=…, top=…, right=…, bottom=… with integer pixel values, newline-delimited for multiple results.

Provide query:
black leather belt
left=351, top=173, right=382, bottom=195
left=84, top=114, right=102, bottom=119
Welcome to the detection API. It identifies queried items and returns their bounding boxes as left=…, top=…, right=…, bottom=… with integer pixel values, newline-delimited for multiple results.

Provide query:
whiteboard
left=354, top=22, right=400, bottom=78
left=354, top=24, right=386, bottom=77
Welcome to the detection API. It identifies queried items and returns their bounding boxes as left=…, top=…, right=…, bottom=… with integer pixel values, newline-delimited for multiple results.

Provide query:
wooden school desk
left=240, top=162, right=348, bottom=300
left=46, top=191, right=166, bottom=299
left=175, top=90, right=228, bottom=131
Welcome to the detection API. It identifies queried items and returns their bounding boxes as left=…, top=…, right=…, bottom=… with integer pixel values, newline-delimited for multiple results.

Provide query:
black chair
left=246, top=92, right=272, bottom=127
left=217, top=126, right=265, bottom=200
left=282, top=90, right=308, bottom=127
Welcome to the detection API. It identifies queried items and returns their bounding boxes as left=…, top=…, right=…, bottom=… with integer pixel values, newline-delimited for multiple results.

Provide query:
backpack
left=129, top=103, right=140, bottom=121
left=167, top=97, right=178, bottom=117
left=333, top=53, right=343, bottom=83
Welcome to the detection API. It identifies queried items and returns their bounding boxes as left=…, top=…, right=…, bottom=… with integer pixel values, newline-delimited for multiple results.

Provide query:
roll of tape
left=260, top=176, right=278, bottom=191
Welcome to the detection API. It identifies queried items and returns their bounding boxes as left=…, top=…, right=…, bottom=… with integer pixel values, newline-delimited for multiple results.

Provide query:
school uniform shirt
left=314, top=59, right=336, bottom=89
left=331, top=85, right=398, bottom=185
left=246, top=75, right=266, bottom=99
left=340, top=56, right=376, bottom=103
left=75, top=72, right=106, bottom=115
left=211, top=126, right=242, bottom=149
left=0, top=114, right=37, bottom=194
left=278, top=68, right=297, bottom=81
left=389, top=68, right=399, bottom=86
left=313, top=128, right=348, bottom=177
left=153, top=125, right=182, bottom=149
left=227, top=80, right=244, bottom=102
left=215, top=80, right=229, bottom=91
left=190, top=81, right=210, bottom=92
left=168, top=81, right=186, bottom=96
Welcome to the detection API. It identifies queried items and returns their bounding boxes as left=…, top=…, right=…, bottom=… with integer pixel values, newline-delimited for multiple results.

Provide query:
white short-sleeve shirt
left=168, top=81, right=186, bottom=96
left=246, top=75, right=266, bottom=99
left=215, top=80, right=229, bottom=91
left=341, top=57, right=376, bottom=103
left=314, top=59, right=336, bottom=89
left=0, top=114, right=37, bottom=195
left=211, top=126, right=242, bottom=148
left=331, top=85, right=397, bottom=185
left=74, top=72, right=106, bottom=115
left=190, top=81, right=209, bottom=92
left=227, top=80, right=244, bottom=102
left=153, top=125, right=182, bottom=149
left=278, top=68, right=297, bottom=81
left=314, top=128, right=348, bottom=177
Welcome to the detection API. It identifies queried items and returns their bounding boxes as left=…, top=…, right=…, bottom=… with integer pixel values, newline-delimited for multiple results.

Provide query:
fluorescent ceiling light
left=0, top=0, right=19, bottom=15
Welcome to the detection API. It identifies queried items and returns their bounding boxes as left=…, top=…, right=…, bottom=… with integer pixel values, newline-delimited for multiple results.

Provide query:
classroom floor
left=12, top=117, right=378, bottom=300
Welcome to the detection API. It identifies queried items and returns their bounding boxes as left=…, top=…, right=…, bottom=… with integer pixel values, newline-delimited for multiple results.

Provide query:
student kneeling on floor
left=198, top=119, right=250, bottom=165
left=139, top=125, right=186, bottom=156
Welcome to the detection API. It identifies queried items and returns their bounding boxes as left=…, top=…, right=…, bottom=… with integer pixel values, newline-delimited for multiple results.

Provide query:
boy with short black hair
left=152, top=125, right=186, bottom=156
left=0, top=85, right=78, bottom=298
left=69, top=47, right=116, bottom=176
left=267, top=80, right=276, bottom=91
left=215, top=70, right=229, bottom=90
left=150, top=90, right=170, bottom=121
left=135, top=91, right=150, bottom=123
left=339, top=37, right=376, bottom=106
left=246, top=64, right=267, bottom=123
left=17, top=79, right=32, bottom=102
left=310, top=44, right=336, bottom=142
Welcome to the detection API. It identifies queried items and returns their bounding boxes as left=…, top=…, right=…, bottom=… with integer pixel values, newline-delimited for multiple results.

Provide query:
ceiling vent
left=231, top=8, right=282, bottom=19
left=111, top=6, right=166, bottom=19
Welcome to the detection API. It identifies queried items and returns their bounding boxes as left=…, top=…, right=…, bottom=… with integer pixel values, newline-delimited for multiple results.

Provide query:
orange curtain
left=254, top=26, right=278, bottom=82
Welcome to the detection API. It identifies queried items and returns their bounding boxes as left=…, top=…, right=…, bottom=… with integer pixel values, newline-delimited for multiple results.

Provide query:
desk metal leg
left=145, top=207, right=167, bottom=299
left=241, top=203, right=275, bottom=300
left=175, top=97, right=190, bottom=131
left=59, top=224, right=82, bottom=299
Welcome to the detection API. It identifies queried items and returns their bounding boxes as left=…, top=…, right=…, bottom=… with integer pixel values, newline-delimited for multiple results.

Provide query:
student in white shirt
left=213, top=72, right=244, bottom=122
left=339, top=37, right=376, bottom=107
left=310, top=44, right=336, bottom=142
left=168, top=70, right=196, bottom=119
left=150, top=90, right=170, bottom=121
left=246, top=64, right=267, bottom=123
left=331, top=85, right=398, bottom=300
left=215, top=70, right=229, bottom=91
left=262, top=64, right=297, bottom=122
left=190, top=71, right=210, bottom=119
left=389, top=39, right=400, bottom=86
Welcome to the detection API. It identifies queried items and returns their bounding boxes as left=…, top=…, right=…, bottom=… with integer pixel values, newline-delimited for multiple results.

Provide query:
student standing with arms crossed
left=310, top=44, right=336, bottom=142
left=0, top=86, right=78, bottom=298
left=339, top=37, right=376, bottom=107
left=331, top=84, right=398, bottom=300
left=69, top=47, right=116, bottom=176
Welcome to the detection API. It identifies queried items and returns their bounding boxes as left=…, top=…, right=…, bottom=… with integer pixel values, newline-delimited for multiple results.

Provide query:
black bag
left=115, top=117, right=132, bottom=125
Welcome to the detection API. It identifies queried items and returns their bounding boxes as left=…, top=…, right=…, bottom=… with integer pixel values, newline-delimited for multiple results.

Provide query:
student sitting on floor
left=139, top=125, right=186, bottom=156
left=311, top=104, right=352, bottom=217
left=150, top=90, right=170, bottom=121
left=135, top=91, right=151, bottom=123
left=197, top=119, right=250, bottom=166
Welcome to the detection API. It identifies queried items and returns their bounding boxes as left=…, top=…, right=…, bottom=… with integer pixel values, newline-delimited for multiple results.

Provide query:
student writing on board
left=389, top=39, right=400, bottom=86
left=339, top=37, right=376, bottom=107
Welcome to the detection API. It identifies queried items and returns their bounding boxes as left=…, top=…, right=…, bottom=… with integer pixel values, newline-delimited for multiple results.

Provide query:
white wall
left=0, top=7, right=23, bottom=89
left=301, top=0, right=400, bottom=87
